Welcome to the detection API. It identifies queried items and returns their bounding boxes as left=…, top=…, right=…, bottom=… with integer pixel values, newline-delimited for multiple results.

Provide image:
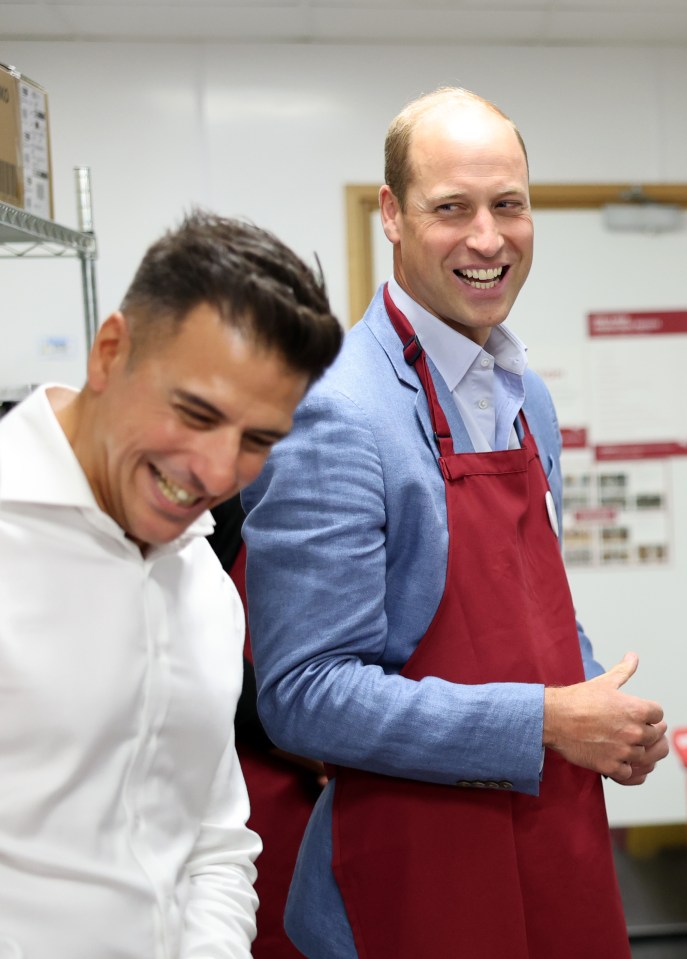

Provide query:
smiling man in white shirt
left=0, top=210, right=342, bottom=959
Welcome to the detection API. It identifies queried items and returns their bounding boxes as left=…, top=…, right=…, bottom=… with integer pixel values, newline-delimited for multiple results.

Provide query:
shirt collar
left=0, top=384, right=97, bottom=508
left=0, top=384, right=213, bottom=545
left=387, top=277, right=528, bottom=392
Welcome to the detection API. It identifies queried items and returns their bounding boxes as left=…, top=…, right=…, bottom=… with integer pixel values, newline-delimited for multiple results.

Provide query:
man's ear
left=87, top=312, right=132, bottom=393
left=379, top=185, right=402, bottom=244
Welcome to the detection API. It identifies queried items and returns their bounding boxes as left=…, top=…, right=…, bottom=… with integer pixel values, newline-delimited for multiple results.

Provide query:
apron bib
left=330, top=287, right=629, bottom=958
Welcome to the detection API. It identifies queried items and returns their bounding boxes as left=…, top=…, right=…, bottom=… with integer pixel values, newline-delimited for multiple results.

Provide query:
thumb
left=601, top=651, right=639, bottom=690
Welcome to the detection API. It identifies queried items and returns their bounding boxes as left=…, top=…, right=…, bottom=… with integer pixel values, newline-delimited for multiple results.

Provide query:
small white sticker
left=545, top=490, right=559, bottom=537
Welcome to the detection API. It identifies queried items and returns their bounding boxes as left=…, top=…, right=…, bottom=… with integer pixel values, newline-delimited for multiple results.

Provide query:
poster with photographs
left=560, top=451, right=670, bottom=569
left=532, top=309, right=687, bottom=570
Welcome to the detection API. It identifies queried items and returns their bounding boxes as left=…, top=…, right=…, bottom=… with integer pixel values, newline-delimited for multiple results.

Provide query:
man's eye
left=242, top=435, right=274, bottom=453
left=177, top=405, right=215, bottom=427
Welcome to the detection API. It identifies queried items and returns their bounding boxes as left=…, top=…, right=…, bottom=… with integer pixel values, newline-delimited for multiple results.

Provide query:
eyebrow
left=172, top=389, right=289, bottom=441
left=430, top=190, right=468, bottom=205
left=431, top=186, right=528, bottom=205
left=172, top=389, right=226, bottom=421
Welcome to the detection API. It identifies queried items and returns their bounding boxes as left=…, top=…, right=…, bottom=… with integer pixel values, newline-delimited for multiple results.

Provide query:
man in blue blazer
left=242, top=87, right=668, bottom=959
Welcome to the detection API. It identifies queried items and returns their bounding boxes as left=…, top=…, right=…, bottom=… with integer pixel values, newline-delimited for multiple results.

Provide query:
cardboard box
left=0, top=63, right=53, bottom=220
left=0, top=65, right=21, bottom=208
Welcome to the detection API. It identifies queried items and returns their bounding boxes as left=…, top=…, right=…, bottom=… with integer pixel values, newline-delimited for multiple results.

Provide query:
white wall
left=2, top=39, right=686, bottom=825
left=4, top=40, right=687, bottom=384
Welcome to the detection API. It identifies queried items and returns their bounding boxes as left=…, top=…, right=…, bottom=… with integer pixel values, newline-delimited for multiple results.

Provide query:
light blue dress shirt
left=388, top=277, right=527, bottom=452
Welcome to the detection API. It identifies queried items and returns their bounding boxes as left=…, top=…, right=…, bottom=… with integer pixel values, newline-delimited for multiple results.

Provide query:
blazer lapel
left=363, top=285, right=476, bottom=456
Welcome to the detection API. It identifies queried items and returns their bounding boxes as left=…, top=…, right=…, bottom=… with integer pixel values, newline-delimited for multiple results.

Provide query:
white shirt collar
left=387, top=277, right=528, bottom=391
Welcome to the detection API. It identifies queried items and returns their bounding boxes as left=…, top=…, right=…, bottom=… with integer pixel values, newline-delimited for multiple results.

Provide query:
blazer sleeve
left=242, top=387, right=546, bottom=796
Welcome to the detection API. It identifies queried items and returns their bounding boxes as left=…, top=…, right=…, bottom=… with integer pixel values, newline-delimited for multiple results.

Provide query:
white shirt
left=388, top=278, right=528, bottom=451
left=0, top=387, right=261, bottom=959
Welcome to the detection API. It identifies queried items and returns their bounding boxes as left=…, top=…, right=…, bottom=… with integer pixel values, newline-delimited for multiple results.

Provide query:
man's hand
left=543, top=652, right=669, bottom=783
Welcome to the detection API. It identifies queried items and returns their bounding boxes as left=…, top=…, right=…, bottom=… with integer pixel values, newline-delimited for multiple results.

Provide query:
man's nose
left=466, top=209, right=504, bottom=257
left=190, top=431, right=241, bottom=499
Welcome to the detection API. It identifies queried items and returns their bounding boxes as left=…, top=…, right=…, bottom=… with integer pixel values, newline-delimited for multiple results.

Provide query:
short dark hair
left=120, top=209, right=342, bottom=383
left=385, top=86, right=529, bottom=212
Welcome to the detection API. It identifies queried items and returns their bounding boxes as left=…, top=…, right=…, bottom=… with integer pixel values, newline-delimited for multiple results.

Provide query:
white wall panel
left=1, top=38, right=686, bottom=825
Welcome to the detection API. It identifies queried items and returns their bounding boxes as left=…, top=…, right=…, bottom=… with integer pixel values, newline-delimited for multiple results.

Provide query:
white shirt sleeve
left=179, top=734, right=262, bottom=958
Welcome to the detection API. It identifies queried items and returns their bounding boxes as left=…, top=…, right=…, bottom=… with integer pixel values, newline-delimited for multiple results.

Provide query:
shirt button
left=478, top=399, right=488, bottom=410
left=480, top=357, right=491, bottom=368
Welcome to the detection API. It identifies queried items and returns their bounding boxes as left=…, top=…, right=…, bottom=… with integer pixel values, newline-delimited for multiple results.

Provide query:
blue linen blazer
left=241, top=285, right=603, bottom=958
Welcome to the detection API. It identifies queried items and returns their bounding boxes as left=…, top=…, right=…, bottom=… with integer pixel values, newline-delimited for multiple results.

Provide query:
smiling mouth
left=151, top=465, right=202, bottom=508
left=454, top=266, right=507, bottom=289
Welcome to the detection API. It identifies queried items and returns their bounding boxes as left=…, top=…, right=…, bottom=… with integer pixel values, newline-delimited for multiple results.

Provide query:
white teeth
left=155, top=470, right=198, bottom=506
left=460, top=267, right=503, bottom=281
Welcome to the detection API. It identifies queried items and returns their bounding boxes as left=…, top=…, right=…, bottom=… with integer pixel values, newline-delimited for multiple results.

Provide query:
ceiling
left=2, top=0, right=687, bottom=46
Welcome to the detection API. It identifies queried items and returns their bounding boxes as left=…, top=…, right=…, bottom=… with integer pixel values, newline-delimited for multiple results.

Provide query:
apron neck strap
left=383, top=284, right=454, bottom=458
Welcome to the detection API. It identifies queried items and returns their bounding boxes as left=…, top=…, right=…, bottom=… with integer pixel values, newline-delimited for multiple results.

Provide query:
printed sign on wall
left=538, top=309, right=687, bottom=569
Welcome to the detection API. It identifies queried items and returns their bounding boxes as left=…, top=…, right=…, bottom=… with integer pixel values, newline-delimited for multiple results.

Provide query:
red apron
left=330, top=288, right=629, bottom=958
left=230, top=543, right=318, bottom=959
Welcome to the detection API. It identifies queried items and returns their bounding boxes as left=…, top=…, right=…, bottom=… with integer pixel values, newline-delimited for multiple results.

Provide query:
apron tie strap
left=384, top=285, right=454, bottom=459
